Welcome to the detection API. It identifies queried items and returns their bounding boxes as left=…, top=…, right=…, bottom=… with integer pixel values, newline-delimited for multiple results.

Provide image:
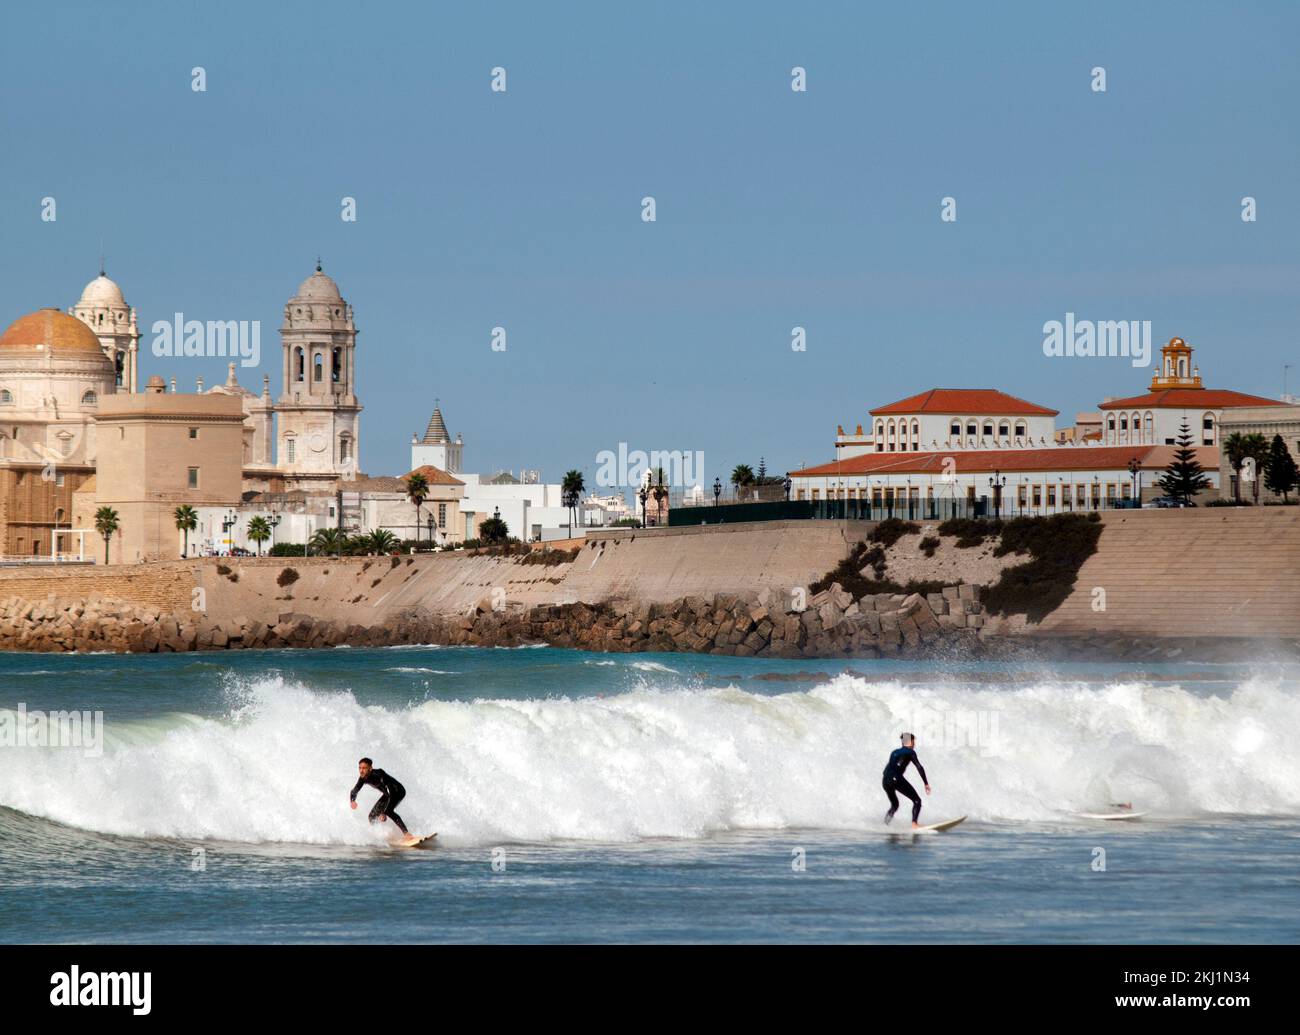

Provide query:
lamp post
left=988, top=472, right=1006, bottom=520
left=427, top=515, right=435, bottom=546
left=1093, top=474, right=1101, bottom=510
left=713, top=476, right=721, bottom=506
left=782, top=476, right=792, bottom=502
left=268, top=512, right=281, bottom=549
left=638, top=485, right=648, bottom=527
left=1128, top=457, right=1141, bottom=507
left=221, top=510, right=237, bottom=555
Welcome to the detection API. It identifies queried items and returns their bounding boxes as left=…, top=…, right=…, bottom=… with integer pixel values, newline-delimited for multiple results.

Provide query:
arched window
left=1202, top=412, right=1216, bottom=444
left=949, top=420, right=961, bottom=437
left=1014, top=421, right=1026, bottom=438
left=285, top=437, right=296, bottom=464
left=911, top=421, right=919, bottom=450
left=295, top=347, right=305, bottom=382
left=339, top=436, right=351, bottom=463
left=0, top=389, right=12, bottom=405
left=1178, top=357, right=1187, bottom=377
left=81, top=390, right=97, bottom=405
left=332, top=347, right=342, bottom=383
left=965, top=421, right=977, bottom=437
left=982, top=421, right=994, bottom=438
left=1144, top=412, right=1155, bottom=439
left=875, top=421, right=884, bottom=451
left=1120, top=416, right=1128, bottom=432
left=998, top=421, right=1010, bottom=439
left=313, top=353, right=323, bottom=382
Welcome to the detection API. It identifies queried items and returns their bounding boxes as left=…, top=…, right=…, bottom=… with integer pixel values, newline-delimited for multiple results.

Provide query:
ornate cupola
left=1150, top=337, right=1203, bottom=391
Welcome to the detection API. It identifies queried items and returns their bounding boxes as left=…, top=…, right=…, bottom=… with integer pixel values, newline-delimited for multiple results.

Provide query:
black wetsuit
left=350, top=768, right=409, bottom=834
left=882, top=746, right=928, bottom=824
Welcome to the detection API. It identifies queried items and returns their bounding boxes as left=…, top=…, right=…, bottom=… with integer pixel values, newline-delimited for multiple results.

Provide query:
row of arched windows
left=292, top=346, right=346, bottom=384
left=875, top=417, right=1030, bottom=452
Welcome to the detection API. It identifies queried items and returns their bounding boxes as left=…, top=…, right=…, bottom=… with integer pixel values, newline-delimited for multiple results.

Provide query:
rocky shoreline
left=4, top=585, right=1295, bottom=662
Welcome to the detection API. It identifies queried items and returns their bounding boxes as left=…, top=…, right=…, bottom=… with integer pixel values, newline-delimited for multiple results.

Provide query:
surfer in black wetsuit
left=882, top=732, right=931, bottom=829
left=349, top=758, right=410, bottom=835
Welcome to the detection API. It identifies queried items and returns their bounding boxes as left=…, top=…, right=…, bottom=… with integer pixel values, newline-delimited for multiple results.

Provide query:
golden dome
left=0, top=308, right=105, bottom=355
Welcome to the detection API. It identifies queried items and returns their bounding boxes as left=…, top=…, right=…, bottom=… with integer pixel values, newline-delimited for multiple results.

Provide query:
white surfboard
left=914, top=816, right=966, bottom=833
left=1078, top=812, right=1147, bottom=821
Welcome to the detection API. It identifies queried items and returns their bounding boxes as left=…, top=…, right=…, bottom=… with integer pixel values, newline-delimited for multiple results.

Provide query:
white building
left=410, top=406, right=463, bottom=473
left=834, top=389, right=1059, bottom=459
left=1098, top=337, right=1280, bottom=447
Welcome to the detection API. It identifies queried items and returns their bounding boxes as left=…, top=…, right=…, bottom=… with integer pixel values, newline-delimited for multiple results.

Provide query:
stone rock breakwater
left=0, top=583, right=997, bottom=657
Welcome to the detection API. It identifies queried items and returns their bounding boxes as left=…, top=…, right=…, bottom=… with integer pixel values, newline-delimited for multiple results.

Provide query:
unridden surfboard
left=1078, top=812, right=1147, bottom=821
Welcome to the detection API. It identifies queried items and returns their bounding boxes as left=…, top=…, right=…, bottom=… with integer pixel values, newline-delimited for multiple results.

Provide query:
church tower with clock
left=275, top=262, right=362, bottom=489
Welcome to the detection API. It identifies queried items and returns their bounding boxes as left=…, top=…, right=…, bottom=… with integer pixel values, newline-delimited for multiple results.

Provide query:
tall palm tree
left=1222, top=433, right=1250, bottom=504
left=405, top=471, right=429, bottom=544
left=561, top=469, right=585, bottom=533
left=94, top=506, right=119, bottom=565
left=247, top=516, right=272, bottom=556
left=1241, top=432, right=1270, bottom=505
left=174, top=504, right=198, bottom=558
left=652, top=467, right=667, bottom=525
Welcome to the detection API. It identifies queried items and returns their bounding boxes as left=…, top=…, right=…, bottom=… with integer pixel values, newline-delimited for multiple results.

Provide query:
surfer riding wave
left=882, top=732, right=931, bottom=829
left=349, top=757, right=409, bottom=835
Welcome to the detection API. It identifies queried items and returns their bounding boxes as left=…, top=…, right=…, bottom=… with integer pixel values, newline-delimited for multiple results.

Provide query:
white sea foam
left=2, top=673, right=1296, bottom=846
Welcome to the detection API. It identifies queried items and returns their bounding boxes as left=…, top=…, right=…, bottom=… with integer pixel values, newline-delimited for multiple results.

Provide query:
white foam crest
left=2, top=672, right=1296, bottom=846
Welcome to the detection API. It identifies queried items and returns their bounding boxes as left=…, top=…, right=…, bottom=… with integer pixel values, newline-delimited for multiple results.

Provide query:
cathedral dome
left=293, top=263, right=342, bottom=302
left=0, top=308, right=109, bottom=356
left=77, top=273, right=126, bottom=307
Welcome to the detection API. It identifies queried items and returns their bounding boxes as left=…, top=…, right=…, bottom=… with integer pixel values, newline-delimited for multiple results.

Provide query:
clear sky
left=2, top=1, right=1297, bottom=493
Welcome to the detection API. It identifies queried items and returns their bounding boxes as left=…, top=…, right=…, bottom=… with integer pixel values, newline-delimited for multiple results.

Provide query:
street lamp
left=988, top=472, right=1006, bottom=520
left=638, top=485, right=649, bottom=527
left=267, top=512, right=281, bottom=549
left=427, top=515, right=435, bottom=546
left=782, top=476, right=792, bottom=502
left=713, top=476, right=722, bottom=506
left=1128, top=457, right=1141, bottom=507
left=221, top=510, right=237, bottom=555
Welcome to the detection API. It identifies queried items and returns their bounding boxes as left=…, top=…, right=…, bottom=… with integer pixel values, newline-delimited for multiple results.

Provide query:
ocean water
left=1, top=646, right=1298, bottom=944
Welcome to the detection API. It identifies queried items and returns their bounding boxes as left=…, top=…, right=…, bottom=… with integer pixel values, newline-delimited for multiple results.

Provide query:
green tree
left=562, top=469, right=585, bottom=534
left=405, top=471, right=429, bottom=544
left=1221, top=432, right=1249, bottom=504
left=1240, top=432, right=1270, bottom=505
left=174, top=504, right=198, bottom=558
left=730, top=464, right=755, bottom=490
left=1264, top=434, right=1299, bottom=502
left=247, top=516, right=272, bottom=556
left=478, top=515, right=509, bottom=544
left=358, top=528, right=400, bottom=554
left=309, top=527, right=348, bottom=556
left=94, top=506, right=120, bottom=565
left=1157, top=420, right=1210, bottom=505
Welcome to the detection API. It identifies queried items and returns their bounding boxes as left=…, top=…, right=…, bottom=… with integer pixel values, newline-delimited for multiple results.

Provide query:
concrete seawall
left=1, top=510, right=1297, bottom=654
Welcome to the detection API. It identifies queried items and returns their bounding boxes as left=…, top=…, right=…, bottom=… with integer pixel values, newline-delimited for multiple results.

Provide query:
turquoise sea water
left=1, top=646, right=1297, bottom=943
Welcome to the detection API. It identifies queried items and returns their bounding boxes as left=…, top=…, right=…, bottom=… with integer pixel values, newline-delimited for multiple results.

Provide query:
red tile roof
left=790, top=444, right=1218, bottom=478
left=1098, top=389, right=1280, bottom=410
left=871, top=389, right=1058, bottom=417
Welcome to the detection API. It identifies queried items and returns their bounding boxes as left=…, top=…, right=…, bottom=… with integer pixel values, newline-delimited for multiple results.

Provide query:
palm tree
left=94, top=506, right=119, bottom=565
left=309, top=527, right=348, bottom=556
left=247, top=516, right=272, bottom=556
left=358, top=528, right=400, bottom=555
left=405, top=472, right=429, bottom=544
left=174, top=504, right=198, bottom=557
left=652, top=466, right=667, bottom=525
left=1222, top=433, right=1249, bottom=504
left=731, top=464, right=755, bottom=497
left=1241, top=432, right=1270, bottom=505
left=561, top=469, right=585, bottom=533
left=478, top=515, right=509, bottom=544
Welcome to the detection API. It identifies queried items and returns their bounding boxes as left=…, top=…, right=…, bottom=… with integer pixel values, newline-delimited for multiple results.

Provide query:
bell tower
left=1150, top=337, right=1203, bottom=391
left=275, top=262, right=362, bottom=485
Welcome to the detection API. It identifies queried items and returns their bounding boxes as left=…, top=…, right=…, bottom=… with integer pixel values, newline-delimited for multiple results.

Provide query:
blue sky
left=2, top=1, right=1298, bottom=491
